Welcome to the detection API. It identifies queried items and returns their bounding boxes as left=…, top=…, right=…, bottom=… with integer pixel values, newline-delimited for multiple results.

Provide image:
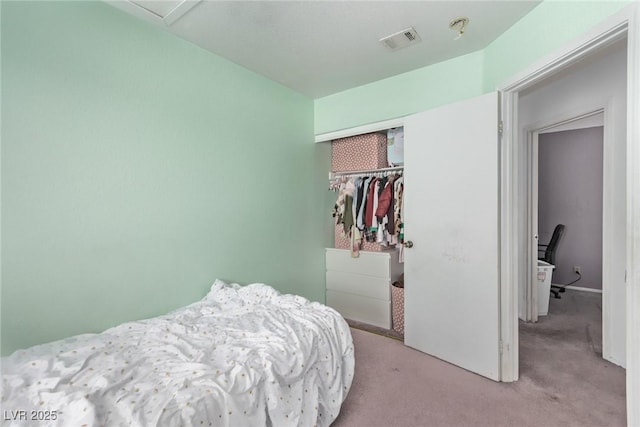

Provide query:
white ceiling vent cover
left=380, top=27, right=422, bottom=51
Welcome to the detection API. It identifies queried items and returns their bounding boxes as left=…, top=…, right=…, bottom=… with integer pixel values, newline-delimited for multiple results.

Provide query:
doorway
left=524, top=112, right=605, bottom=320
left=500, top=7, right=640, bottom=388
left=537, top=119, right=604, bottom=301
left=519, top=114, right=610, bottom=373
left=517, top=38, right=627, bottom=369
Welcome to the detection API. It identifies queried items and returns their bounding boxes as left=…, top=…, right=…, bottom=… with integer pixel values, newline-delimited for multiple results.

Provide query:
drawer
left=326, top=270, right=390, bottom=301
left=326, top=248, right=391, bottom=278
left=326, top=290, right=391, bottom=329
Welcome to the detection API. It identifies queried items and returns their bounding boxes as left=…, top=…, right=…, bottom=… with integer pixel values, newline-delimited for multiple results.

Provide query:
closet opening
left=325, top=128, right=406, bottom=340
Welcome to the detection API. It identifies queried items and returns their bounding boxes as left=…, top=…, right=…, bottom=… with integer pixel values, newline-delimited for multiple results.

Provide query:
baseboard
left=552, top=284, right=603, bottom=294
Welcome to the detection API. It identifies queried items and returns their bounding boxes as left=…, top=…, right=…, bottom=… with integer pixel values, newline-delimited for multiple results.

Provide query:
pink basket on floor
left=391, top=283, right=404, bottom=335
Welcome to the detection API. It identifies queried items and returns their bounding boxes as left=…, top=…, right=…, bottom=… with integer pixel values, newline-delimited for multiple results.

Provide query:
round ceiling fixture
left=449, top=17, right=469, bottom=40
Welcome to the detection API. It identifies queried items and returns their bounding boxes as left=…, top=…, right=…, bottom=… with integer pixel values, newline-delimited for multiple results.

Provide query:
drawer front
left=325, top=248, right=390, bottom=278
left=326, top=270, right=390, bottom=301
left=326, top=290, right=391, bottom=329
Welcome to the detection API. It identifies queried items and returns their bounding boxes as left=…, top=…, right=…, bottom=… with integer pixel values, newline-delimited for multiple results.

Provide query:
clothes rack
left=328, top=166, right=403, bottom=180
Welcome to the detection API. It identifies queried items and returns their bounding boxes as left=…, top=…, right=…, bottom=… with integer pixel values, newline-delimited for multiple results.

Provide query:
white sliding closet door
left=403, top=92, right=501, bottom=381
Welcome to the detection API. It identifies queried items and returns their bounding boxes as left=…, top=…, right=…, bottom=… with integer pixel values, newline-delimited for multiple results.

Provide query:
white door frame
left=527, top=126, right=539, bottom=324
left=498, top=3, right=639, bottom=425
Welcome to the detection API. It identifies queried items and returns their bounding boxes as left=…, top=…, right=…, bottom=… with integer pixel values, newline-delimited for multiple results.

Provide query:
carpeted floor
left=332, top=290, right=626, bottom=427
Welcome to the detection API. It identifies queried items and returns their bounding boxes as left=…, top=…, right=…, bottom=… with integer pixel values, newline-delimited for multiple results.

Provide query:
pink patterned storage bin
left=334, top=225, right=382, bottom=252
left=391, top=283, right=404, bottom=335
left=331, top=133, right=388, bottom=172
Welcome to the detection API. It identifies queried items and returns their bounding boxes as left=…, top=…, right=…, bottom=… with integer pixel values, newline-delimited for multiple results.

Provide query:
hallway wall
left=538, top=127, right=604, bottom=290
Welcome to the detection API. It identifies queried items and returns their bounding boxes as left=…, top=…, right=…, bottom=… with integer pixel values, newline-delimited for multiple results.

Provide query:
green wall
left=314, top=51, right=485, bottom=135
left=1, top=1, right=328, bottom=355
left=483, top=0, right=632, bottom=91
left=315, top=0, right=631, bottom=135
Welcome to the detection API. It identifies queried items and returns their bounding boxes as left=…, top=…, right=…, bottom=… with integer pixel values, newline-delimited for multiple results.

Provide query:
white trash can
left=537, top=260, right=555, bottom=316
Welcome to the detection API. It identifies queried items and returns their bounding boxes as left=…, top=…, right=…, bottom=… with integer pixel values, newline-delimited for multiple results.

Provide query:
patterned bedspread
left=1, top=280, right=354, bottom=426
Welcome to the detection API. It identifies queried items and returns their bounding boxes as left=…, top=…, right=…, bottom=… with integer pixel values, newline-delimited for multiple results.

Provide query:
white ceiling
left=108, top=0, right=541, bottom=98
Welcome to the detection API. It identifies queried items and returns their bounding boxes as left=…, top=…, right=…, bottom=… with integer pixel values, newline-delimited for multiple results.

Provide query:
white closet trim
left=315, top=117, right=405, bottom=143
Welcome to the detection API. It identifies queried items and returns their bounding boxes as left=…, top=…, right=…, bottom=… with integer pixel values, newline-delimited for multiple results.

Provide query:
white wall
left=518, top=41, right=627, bottom=367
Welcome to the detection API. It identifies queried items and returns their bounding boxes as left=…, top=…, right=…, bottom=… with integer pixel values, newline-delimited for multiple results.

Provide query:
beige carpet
left=332, top=290, right=626, bottom=427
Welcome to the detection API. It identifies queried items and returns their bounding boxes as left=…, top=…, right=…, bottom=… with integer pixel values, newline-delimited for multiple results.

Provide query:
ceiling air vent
left=380, top=27, right=422, bottom=51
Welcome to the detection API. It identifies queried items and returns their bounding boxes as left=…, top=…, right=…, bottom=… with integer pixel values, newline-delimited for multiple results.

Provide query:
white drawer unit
left=325, top=248, right=403, bottom=329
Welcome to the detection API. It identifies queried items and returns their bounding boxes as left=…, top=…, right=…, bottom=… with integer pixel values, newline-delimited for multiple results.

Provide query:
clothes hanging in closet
left=331, top=173, right=404, bottom=258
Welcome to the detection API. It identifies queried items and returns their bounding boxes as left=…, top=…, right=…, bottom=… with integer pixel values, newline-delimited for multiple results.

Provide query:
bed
left=1, top=279, right=354, bottom=426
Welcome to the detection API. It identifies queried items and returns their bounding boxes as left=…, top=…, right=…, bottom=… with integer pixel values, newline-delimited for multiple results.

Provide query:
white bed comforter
left=1, top=280, right=354, bottom=427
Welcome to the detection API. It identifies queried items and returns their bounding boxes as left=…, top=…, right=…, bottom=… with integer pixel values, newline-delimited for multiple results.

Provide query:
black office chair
left=538, top=224, right=566, bottom=299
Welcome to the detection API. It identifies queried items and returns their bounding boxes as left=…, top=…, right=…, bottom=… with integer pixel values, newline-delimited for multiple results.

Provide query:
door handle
left=404, top=241, right=414, bottom=248
left=534, top=234, right=539, bottom=240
